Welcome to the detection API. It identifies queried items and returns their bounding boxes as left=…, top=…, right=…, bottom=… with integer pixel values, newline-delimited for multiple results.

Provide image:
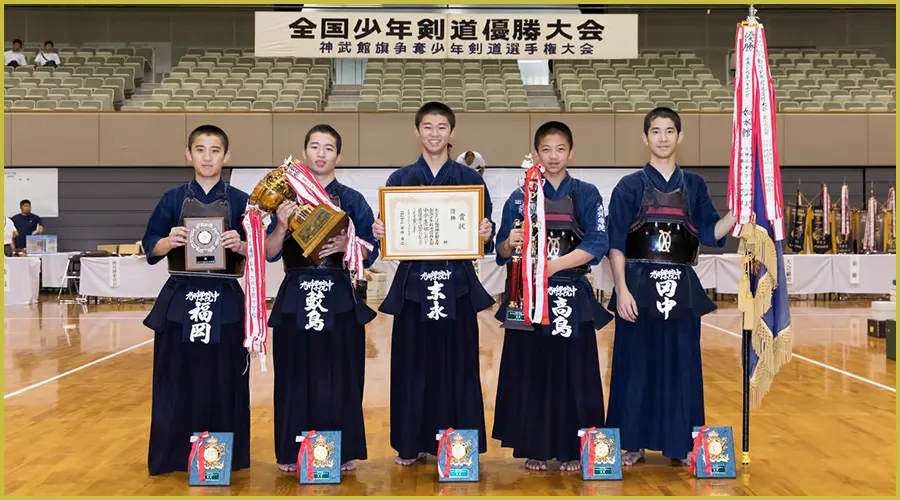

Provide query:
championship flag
left=727, top=7, right=793, bottom=412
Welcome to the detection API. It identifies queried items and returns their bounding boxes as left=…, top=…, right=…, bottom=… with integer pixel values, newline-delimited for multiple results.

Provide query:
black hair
left=43, top=40, right=53, bottom=47
left=304, top=124, right=343, bottom=154
left=415, top=101, right=456, bottom=130
left=643, top=107, right=682, bottom=135
left=534, top=120, right=574, bottom=151
left=187, top=124, right=229, bottom=152
left=12, top=39, right=22, bottom=46
left=20, top=199, right=30, bottom=207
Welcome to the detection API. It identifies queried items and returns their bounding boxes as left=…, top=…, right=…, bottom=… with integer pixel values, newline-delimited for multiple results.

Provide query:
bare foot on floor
left=622, top=449, right=645, bottom=466
left=278, top=463, right=296, bottom=473
left=395, top=452, right=426, bottom=466
left=524, top=459, right=547, bottom=471
left=559, top=460, right=582, bottom=472
left=341, top=461, right=357, bottom=471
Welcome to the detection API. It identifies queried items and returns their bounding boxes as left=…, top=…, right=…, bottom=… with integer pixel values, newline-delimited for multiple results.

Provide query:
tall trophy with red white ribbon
left=240, top=157, right=374, bottom=372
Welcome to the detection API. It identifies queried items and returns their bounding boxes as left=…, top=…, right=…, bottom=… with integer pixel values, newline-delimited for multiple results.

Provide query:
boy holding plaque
left=265, top=124, right=379, bottom=474
left=372, top=102, right=496, bottom=466
left=492, top=121, right=613, bottom=472
left=605, top=108, right=737, bottom=466
left=141, top=125, right=251, bottom=476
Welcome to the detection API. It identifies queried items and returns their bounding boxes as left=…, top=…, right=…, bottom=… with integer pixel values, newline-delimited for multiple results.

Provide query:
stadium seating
left=3, top=43, right=152, bottom=111
left=4, top=44, right=895, bottom=112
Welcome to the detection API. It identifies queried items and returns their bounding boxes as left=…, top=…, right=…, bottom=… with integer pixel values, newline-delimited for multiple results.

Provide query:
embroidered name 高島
left=548, top=285, right=577, bottom=337
left=299, top=279, right=335, bottom=331
left=186, top=290, right=221, bottom=344
left=421, top=270, right=452, bottom=321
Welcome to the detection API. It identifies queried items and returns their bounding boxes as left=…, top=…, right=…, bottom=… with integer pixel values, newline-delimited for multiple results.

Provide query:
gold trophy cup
left=248, top=165, right=348, bottom=264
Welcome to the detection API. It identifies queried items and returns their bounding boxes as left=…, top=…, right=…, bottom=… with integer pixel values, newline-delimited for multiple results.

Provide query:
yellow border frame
left=379, top=184, right=485, bottom=261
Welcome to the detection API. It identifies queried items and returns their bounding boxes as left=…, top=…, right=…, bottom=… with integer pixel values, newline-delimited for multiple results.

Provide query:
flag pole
left=739, top=3, right=759, bottom=467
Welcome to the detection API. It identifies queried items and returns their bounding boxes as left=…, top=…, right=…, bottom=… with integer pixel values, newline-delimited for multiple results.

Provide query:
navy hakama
left=378, top=157, right=495, bottom=460
left=491, top=174, right=613, bottom=463
left=142, top=180, right=252, bottom=475
left=267, top=180, right=378, bottom=466
left=605, top=164, right=725, bottom=460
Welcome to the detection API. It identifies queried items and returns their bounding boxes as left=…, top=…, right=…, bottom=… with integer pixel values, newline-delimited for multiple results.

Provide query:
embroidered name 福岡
left=186, top=290, right=220, bottom=344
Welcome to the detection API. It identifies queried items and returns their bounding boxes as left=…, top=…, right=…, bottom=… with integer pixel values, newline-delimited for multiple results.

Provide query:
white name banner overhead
left=255, top=12, right=638, bottom=59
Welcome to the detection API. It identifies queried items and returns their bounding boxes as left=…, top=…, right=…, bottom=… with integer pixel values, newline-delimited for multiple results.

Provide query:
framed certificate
left=379, top=185, right=485, bottom=261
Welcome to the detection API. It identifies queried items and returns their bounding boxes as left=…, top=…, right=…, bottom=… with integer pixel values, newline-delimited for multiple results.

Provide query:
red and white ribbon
left=840, top=184, right=850, bottom=236
left=436, top=427, right=455, bottom=480
left=296, top=430, right=317, bottom=482
left=887, top=187, right=895, bottom=245
left=522, top=164, right=549, bottom=326
left=689, top=426, right=712, bottom=477
left=728, top=22, right=785, bottom=241
left=283, top=159, right=373, bottom=281
left=188, top=431, right=210, bottom=482
left=864, top=192, right=877, bottom=252
left=242, top=207, right=268, bottom=372
left=579, top=427, right=598, bottom=478
left=822, top=184, right=831, bottom=236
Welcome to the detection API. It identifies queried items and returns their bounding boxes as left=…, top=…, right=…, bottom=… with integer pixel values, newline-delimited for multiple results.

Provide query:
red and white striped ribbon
left=283, top=160, right=373, bottom=281
left=728, top=22, right=785, bottom=241
left=822, top=184, right=830, bottom=236
left=887, top=187, right=896, bottom=244
left=864, top=193, right=877, bottom=252
left=242, top=207, right=268, bottom=372
left=840, top=184, right=850, bottom=236
left=522, top=164, right=549, bottom=326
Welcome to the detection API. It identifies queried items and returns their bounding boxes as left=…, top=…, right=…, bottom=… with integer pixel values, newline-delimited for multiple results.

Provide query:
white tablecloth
left=38, top=252, right=80, bottom=288
left=73, top=253, right=896, bottom=299
left=4, top=257, right=41, bottom=306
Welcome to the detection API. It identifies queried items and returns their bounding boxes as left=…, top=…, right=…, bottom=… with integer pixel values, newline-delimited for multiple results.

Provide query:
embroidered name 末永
left=186, top=290, right=221, bottom=344
left=299, top=279, right=335, bottom=331
left=649, top=268, right=681, bottom=320
left=421, top=269, right=452, bottom=321
left=548, top=284, right=577, bottom=337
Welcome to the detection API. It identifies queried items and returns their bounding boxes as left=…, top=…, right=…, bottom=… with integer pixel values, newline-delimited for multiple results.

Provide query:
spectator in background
left=5, top=217, right=17, bottom=257
left=5, top=39, right=26, bottom=68
left=11, top=199, right=43, bottom=251
left=457, top=150, right=486, bottom=176
left=34, top=40, right=59, bottom=67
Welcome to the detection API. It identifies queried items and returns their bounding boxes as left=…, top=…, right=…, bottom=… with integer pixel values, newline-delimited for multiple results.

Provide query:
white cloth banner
left=4, top=257, right=41, bottom=306
left=255, top=12, right=638, bottom=59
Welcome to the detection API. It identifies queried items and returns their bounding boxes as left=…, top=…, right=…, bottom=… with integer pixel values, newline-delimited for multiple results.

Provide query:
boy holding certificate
left=372, top=102, right=495, bottom=466
left=492, top=121, right=613, bottom=472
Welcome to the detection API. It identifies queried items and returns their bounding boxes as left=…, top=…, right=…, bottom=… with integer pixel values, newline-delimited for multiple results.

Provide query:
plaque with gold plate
left=378, top=185, right=485, bottom=261
left=189, top=431, right=234, bottom=486
left=296, top=430, right=342, bottom=484
left=247, top=158, right=349, bottom=265
left=691, top=426, right=736, bottom=479
left=436, top=428, right=479, bottom=482
left=579, top=427, right=623, bottom=480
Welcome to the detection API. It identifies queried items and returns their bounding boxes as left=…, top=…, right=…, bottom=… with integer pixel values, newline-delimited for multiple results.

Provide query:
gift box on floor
left=691, top=426, right=736, bottom=479
left=189, top=432, right=233, bottom=486
left=297, top=431, right=341, bottom=484
left=579, top=427, right=623, bottom=481
left=436, top=428, right=479, bottom=482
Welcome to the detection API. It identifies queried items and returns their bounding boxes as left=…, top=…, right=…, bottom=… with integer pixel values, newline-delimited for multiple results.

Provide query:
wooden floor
left=3, top=295, right=896, bottom=496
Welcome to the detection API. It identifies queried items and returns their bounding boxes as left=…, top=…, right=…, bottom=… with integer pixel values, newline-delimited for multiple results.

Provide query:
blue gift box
left=692, top=426, right=737, bottom=479
left=436, top=429, right=479, bottom=482
left=188, top=432, right=233, bottom=486
left=579, top=428, right=623, bottom=481
left=297, top=431, right=342, bottom=484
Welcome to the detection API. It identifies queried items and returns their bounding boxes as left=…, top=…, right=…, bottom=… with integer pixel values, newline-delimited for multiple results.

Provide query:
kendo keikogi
left=142, top=179, right=252, bottom=476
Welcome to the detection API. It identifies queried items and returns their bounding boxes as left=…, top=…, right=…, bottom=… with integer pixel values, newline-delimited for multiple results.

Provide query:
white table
left=38, top=252, right=80, bottom=288
left=4, top=257, right=41, bottom=306
left=831, top=254, right=897, bottom=294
